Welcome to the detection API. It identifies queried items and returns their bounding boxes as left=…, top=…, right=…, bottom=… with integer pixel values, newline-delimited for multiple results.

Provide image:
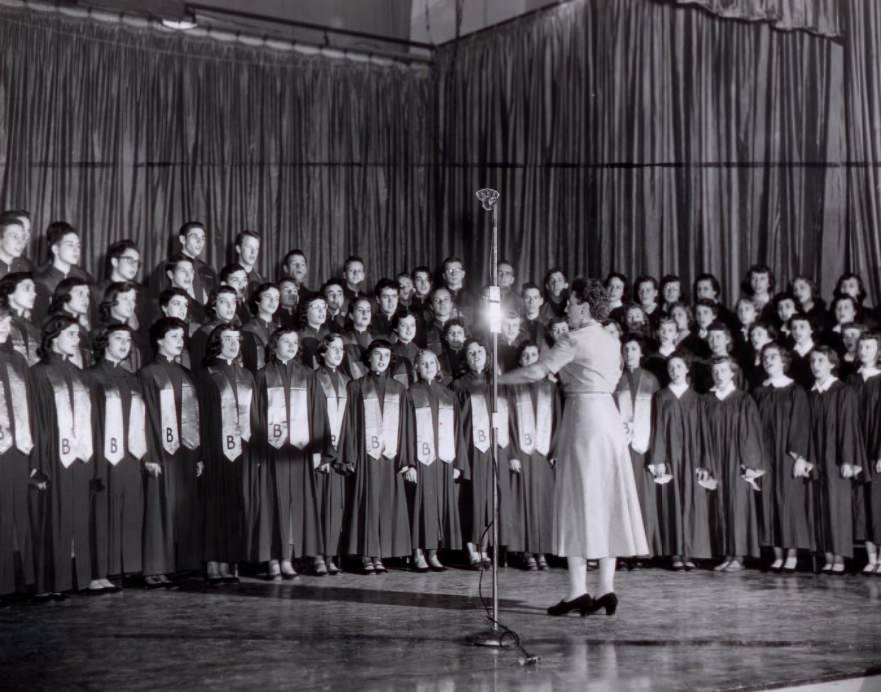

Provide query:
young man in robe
left=440, top=257, right=476, bottom=328
left=233, top=230, right=265, bottom=296
left=148, top=222, right=216, bottom=307
left=340, top=296, right=374, bottom=381
left=372, top=278, right=403, bottom=339
left=190, top=286, right=240, bottom=371
left=322, top=279, right=348, bottom=333
left=298, top=293, right=330, bottom=370
left=521, top=283, right=547, bottom=346
left=33, top=222, right=96, bottom=324
left=340, top=256, right=367, bottom=312
left=241, top=283, right=280, bottom=373
left=0, top=212, right=32, bottom=279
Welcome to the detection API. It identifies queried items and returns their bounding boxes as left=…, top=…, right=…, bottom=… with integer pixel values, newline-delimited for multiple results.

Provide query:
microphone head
left=475, top=188, right=500, bottom=211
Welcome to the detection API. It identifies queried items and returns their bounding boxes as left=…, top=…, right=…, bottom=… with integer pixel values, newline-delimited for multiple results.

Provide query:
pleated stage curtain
left=0, top=7, right=435, bottom=285
left=671, top=0, right=842, bottom=37
left=434, top=0, right=847, bottom=300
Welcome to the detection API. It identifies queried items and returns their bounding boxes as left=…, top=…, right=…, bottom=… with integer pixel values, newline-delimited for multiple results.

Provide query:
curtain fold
left=672, top=0, right=842, bottom=37
left=434, top=0, right=846, bottom=299
left=0, top=7, right=435, bottom=285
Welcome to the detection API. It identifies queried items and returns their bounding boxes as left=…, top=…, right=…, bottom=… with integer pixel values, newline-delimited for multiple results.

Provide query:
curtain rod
left=437, top=0, right=575, bottom=47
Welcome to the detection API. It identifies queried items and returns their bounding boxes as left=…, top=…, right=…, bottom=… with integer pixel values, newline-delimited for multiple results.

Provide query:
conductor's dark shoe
left=547, top=593, right=593, bottom=616
left=585, top=592, right=618, bottom=616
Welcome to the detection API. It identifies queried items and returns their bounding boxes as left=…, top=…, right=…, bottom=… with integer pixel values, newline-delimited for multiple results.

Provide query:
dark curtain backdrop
left=434, top=0, right=847, bottom=301
left=0, top=8, right=435, bottom=285
left=672, top=0, right=842, bottom=36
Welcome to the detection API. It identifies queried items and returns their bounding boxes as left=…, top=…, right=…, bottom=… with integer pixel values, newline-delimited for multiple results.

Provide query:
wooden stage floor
left=1, top=562, right=880, bottom=690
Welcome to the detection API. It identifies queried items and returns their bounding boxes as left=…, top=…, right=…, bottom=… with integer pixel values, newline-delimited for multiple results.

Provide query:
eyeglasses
left=120, top=256, right=141, bottom=265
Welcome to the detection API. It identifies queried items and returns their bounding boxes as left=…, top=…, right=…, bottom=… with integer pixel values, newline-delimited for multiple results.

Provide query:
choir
left=1, top=210, right=880, bottom=602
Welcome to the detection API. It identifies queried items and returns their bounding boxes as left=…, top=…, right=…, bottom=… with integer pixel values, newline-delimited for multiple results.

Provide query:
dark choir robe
left=9, top=310, right=40, bottom=366
left=739, top=350, right=767, bottom=392
left=508, top=379, right=559, bottom=555
left=847, top=371, right=881, bottom=546
left=299, top=324, right=330, bottom=370
left=0, top=255, right=32, bottom=280
left=390, top=341, right=419, bottom=388
left=409, top=295, right=433, bottom=326
left=339, top=372, right=412, bottom=558
left=340, top=328, right=373, bottom=381
left=405, top=381, right=465, bottom=552
left=139, top=357, right=202, bottom=575
left=446, top=286, right=477, bottom=328
left=614, top=368, right=661, bottom=555
left=190, top=318, right=227, bottom=372
left=88, top=359, right=147, bottom=577
left=648, top=386, right=715, bottom=559
left=277, top=306, right=300, bottom=332
left=422, top=317, right=448, bottom=355
left=326, top=310, right=347, bottom=333
left=680, top=331, right=710, bottom=361
left=702, top=388, right=767, bottom=558
left=94, top=317, right=149, bottom=373
left=244, top=268, right=266, bottom=298
left=372, top=310, right=401, bottom=339
left=0, top=345, right=35, bottom=594
left=809, top=379, right=866, bottom=557
left=753, top=380, right=814, bottom=550
left=314, top=365, right=351, bottom=557
left=438, top=345, right=467, bottom=383
left=837, top=355, right=859, bottom=382
left=523, top=317, right=547, bottom=346
left=148, top=256, right=215, bottom=306
left=33, top=264, right=97, bottom=324
left=643, top=347, right=677, bottom=389
left=788, top=345, right=816, bottom=391
left=198, top=360, right=256, bottom=564
left=241, top=317, right=278, bottom=373
left=539, top=300, right=564, bottom=324
left=253, top=358, right=330, bottom=561
left=451, top=371, right=517, bottom=549
left=31, top=354, right=97, bottom=593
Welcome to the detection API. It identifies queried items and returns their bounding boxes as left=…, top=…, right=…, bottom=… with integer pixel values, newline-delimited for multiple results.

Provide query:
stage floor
left=1, top=563, right=880, bottom=691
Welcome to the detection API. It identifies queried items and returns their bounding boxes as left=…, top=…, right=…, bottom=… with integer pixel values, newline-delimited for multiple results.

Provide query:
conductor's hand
left=145, top=462, right=162, bottom=478
left=403, top=467, right=417, bottom=484
left=509, top=459, right=522, bottom=474
left=196, top=461, right=204, bottom=478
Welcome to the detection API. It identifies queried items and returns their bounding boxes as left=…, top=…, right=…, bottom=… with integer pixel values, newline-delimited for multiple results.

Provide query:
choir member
left=299, top=293, right=330, bottom=369
left=681, top=299, right=715, bottom=360
left=241, top=283, right=280, bottom=373
left=96, top=282, right=148, bottom=371
left=99, top=240, right=145, bottom=331
left=773, top=293, right=798, bottom=345
left=158, top=287, right=200, bottom=337
left=88, top=324, right=147, bottom=588
left=752, top=343, right=814, bottom=572
left=648, top=352, right=715, bottom=569
left=403, top=349, right=464, bottom=571
left=341, top=296, right=374, bottom=380
left=743, top=264, right=776, bottom=322
left=498, top=260, right=524, bottom=316
left=668, top=302, right=693, bottom=347
left=0, top=272, right=40, bottom=365
left=277, top=277, right=300, bottom=331
left=509, top=342, right=558, bottom=570
left=451, top=338, right=516, bottom=567
left=341, top=255, right=367, bottom=310
left=521, top=283, right=547, bottom=345
left=148, top=222, right=216, bottom=306
left=659, top=274, right=683, bottom=314
left=692, top=272, right=737, bottom=331
left=440, top=257, right=476, bottom=327
left=702, top=356, right=766, bottom=571
left=190, top=286, right=239, bottom=371
left=847, top=333, right=881, bottom=574
left=643, top=317, right=678, bottom=387
left=439, top=318, right=469, bottom=381
left=47, top=277, right=94, bottom=368
left=743, top=322, right=778, bottom=391
left=156, top=255, right=207, bottom=325
left=692, top=322, right=742, bottom=393
left=540, top=268, right=568, bottom=323
left=323, top=279, right=348, bottom=332
left=832, top=272, right=870, bottom=322
left=614, top=336, right=660, bottom=559
left=233, top=230, right=265, bottom=295
left=31, top=315, right=98, bottom=596
left=0, top=305, right=34, bottom=599
left=410, top=266, right=434, bottom=323
left=838, top=322, right=865, bottom=381
left=789, top=275, right=828, bottom=330
left=198, top=324, right=255, bottom=583
left=281, top=249, right=313, bottom=298
left=314, top=334, right=351, bottom=575
left=826, top=296, right=861, bottom=356
left=7, top=210, right=32, bottom=258
left=254, top=327, right=330, bottom=578
left=396, top=272, right=415, bottom=312
left=33, top=222, right=96, bottom=324
left=808, top=346, right=866, bottom=574
left=219, top=263, right=251, bottom=325
left=623, top=304, right=652, bottom=343
left=423, top=287, right=456, bottom=354
left=139, top=317, right=202, bottom=587
left=604, top=272, right=628, bottom=324
left=546, top=316, right=569, bottom=348
left=339, top=339, right=412, bottom=573
left=634, top=275, right=661, bottom=328
left=734, top=297, right=758, bottom=353
left=789, top=315, right=818, bottom=390
left=0, top=212, right=32, bottom=279
left=372, top=278, right=402, bottom=338
left=389, top=311, right=419, bottom=388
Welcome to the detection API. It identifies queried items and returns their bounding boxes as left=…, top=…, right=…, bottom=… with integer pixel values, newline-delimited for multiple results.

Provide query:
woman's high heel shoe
left=547, top=593, right=594, bottom=616
left=585, top=592, right=618, bottom=616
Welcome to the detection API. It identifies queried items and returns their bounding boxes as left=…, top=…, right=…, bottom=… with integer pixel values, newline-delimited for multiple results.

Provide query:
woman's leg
left=597, top=557, right=616, bottom=596
left=566, top=557, right=588, bottom=601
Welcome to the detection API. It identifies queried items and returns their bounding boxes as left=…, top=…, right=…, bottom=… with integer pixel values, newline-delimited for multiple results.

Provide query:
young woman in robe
left=702, top=356, right=767, bottom=572
left=808, top=346, right=867, bottom=574
left=742, top=322, right=778, bottom=392
left=31, top=315, right=98, bottom=596
left=298, top=294, right=330, bottom=370
left=341, top=296, right=374, bottom=381
left=190, top=286, right=239, bottom=371
left=198, top=323, right=256, bottom=583
left=787, top=315, right=818, bottom=390
left=88, top=324, right=147, bottom=590
left=403, top=349, right=464, bottom=572
left=339, top=339, right=411, bottom=573
left=241, top=283, right=280, bottom=373
left=846, top=333, right=881, bottom=574
left=95, top=282, right=147, bottom=372
left=139, top=317, right=202, bottom=588
left=46, top=277, right=93, bottom=369
left=0, top=305, right=35, bottom=600
left=0, top=272, right=41, bottom=366
left=614, top=336, right=660, bottom=560
left=254, top=327, right=330, bottom=579
left=389, top=311, right=420, bottom=388
left=643, top=317, right=679, bottom=387
left=509, top=342, right=559, bottom=570
left=314, top=334, right=351, bottom=575
left=752, top=343, right=813, bottom=573
left=648, top=352, right=715, bottom=570
left=450, top=338, right=516, bottom=568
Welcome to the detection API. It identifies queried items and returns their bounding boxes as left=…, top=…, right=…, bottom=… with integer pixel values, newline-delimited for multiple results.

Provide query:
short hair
left=149, top=316, right=188, bottom=350
left=343, top=255, right=365, bottom=272
left=98, top=281, right=138, bottom=323
left=302, top=292, right=327, bottom=311
left=220, top=263, right=247, bottom=284
left=520, top=281, right=541, bottom=298
left=48, top=276, right=90, bottom=315
left=92, top=323, right=133, bottom=361
left=0, top=212, right=24, bottom=238
left=707, top=320, right=732, bottom=338
left=603, top=271, right=628, bottom=290
left=442, top=256, right=464, bottom=272
left=159, top=287, right=190, bottom=309
left=234, top=230, right=261, bottom=248
left=774, top=292, right=798, bottom=309
left=282, top=249, right=306, bottom=266
left=177, top=221, right=205, bottom=238
left=4, top=209, right=30, bottom=222
left=760, top=342, right=792, bottom=372
left=248, top=282, right=279, bottom=317
left=361, top=338, right=394, bottom=366
left=206, top=285, right=238, bottom=318
left=165, top=254, right=195, bottom=275
left=105, top=239, right=139, bottom=278
left=322, top=278, right=345, bottom=294
left=267, top=326, right=299, bottom=360
left=374, top=278, right=400, bottom=298
left=317, top=333, right=344, bottom=360
left=745, top=264, right=776, bottom=293
left=39, top=314, right=80, bottom=361
left=348, top=295, right=372, bottom=316
left=810, top=344, right=840, bottom=371
left=0, top=271, right=33, bottom=299
left=832, top=294, right=862, bottom=320
left=788, top=313, right=814, bottom=331
left=442, top=318, right=467, bottom=341
left=858, top=332, right=881, bottom=361
left=569, top=278, right=611, bottom=321
left=710, top=355, right=741, bottom=377
left=411, top=265, right=432, bottom=280
left=203, top=322, right=240, bottom=366
left=659, top=274, right=682, bottom=295
left=634, top=275, right=659, bottom=292
left=542, top=267, right=567, bottom=288
left=667, top=349, right=693, bottom=372
left=693, top=272, right=721, bottom=298
left=391, top=310, right=417, bottom=332
left=749, top=320, right=779, bottom=343
left=395, top=271, right=411, bottom=283
left=45, top=221, right=78, bottom=249
left=693, top=298, right=720, bottom=318
left=621, top=333, right=648, bottom=355
left=515, top=340, right=540, bottom=363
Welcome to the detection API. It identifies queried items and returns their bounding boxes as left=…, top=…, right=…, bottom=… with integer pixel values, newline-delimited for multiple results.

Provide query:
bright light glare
left=161, top=18, right=197, bottom=30
left=485, top=285, right=502, bottom=334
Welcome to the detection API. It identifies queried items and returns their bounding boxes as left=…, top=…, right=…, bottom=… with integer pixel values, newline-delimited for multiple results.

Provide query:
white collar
left=711, top=381, right=736, bottom=400
left=793, top=340, right=814, bottom=357
left=668, top=382, right=689, bottom=398
left=812, top=376, right=837, bottom=393
left=763, top=374, right=793, bottom=388
left=859, top=367, right=881, bottom=380
left=658, top=343, right=676, bottom=356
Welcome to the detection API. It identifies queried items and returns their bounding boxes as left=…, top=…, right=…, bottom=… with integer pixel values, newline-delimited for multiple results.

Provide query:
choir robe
left=241, top=317, right=278, bottom=373
left=614, top=368, right=661, bottom=555
left=809, top=379, right=866, bottom=557
left=405, top=381, right=465, bottom=552
left=31, top=354, right=97, bottom=592
left=0, top=255, right=32, bottom=280
left=314, top=366, right=351, bottom=557
left=846, top=372, right=881, bottom=544
left=88, top=359, right=147, bottom=576
left=190, top=318, right=228, bottom=372
left=340, top=329, right=373, bottom=381
left=10, top=311, right=40, bottom=366
left=739, top=352, right=767, bottom=392
left=253, top=358, right=330, bottom=560
left=147, top=256, right=215, bottom=307
left=523, top=318, right=547, bottom=347
left=299, top=324, right=330, bottom=370
left=198, top=361, right=256, bottom=564
left=139, top=357, right=203, bottom=575
left=508, top=379, right=559, bottom=555
left=277, top=306, right=300, bottom=332
left=438, top=345, right=467, bottom=383
left=390, top=341, right=419, bottom=388
left=753, top=381, right=814, bottom=550
left=702, top=389, right=767, bottom=558
left=33, top=265, right=97, bottom=324
left=788, top=347, right=816, bottom=391
left=372, top=311, right=401, bottom=339
left=539, top=300, right=564, bottom=324
left=648, top=387, right=715, bottom=559
left=643, top=349, right=676, bottom=389
left=339, top=372, right=412, bottom=558
left=0, top=345, right=35, bottom=594
left=451, top=372, right=517, bottom=549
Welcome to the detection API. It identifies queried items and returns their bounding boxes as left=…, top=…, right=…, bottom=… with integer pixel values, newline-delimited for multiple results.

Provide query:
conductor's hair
left=568, top=278, right=611, bottom=322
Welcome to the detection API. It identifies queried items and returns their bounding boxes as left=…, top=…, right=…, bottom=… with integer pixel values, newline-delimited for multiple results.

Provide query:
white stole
left=412, top=384, right=456, bottom=465
left=362, top=377, right=400, bottom=460
left=470, top=390, right=509, bottom=452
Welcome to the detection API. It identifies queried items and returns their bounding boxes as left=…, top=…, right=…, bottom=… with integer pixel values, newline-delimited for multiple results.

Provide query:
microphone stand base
left=468, top=629, right=512, bottom=648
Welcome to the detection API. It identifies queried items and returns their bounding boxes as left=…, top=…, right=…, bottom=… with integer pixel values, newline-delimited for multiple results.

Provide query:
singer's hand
left=196, top=461, right=204, bottom=478
left=312, top=453, right=322, bottom=470
left=876, top=459, right=881, bottom=474
left=841, top=463, right=855, bottom=479
left=403, top=467, right=417, bottom=484
left=145, top=462, right=162, bottom=478
left=453, top=468, right=462, bottom=480
left=509, top=458, right=522, bottom=474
